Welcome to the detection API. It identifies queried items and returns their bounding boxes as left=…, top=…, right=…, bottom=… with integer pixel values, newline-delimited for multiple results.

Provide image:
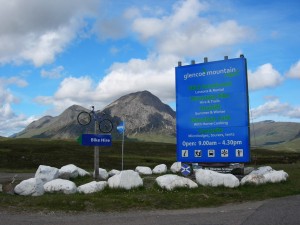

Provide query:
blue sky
left=1, top=0, right=300, bottom=137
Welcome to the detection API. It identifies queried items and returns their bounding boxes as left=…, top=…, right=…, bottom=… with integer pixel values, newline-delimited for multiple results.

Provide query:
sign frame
left=175, top=56, right=250, bottom=163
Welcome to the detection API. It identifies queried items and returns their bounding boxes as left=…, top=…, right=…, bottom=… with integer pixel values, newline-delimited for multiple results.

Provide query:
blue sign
left=175, top=57, right=250, bottom=163
left=117, top=121, right=125, bottom=134
left=77, top=134, right=112, bottom=146
left=181, top=163, right=191, bottom=176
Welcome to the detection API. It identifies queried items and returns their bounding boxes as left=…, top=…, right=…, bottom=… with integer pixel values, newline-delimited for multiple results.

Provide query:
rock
left=250, top=166, right=273, bottom=175
left=152, top=164, right=167, bottom=174
left=0, top=184, right=2, bottom=192
left=195, top=169, right=240, bottom=188
left=241, top=166, right=289, bottom=185
left=108, top=169, right=120, bottom=177
left=135, top=166, right=152, bottom=175
left=2, top=183, right=15, bottom=195
left=264, top=170, right=288, bottom=183
left=14, top=178, right=44, bottom=196
left=44, top=179, right=77, bottom=194
left=156, top=174, right=198, bottom=190
left=108, top=170, right=143, bottom=190
left=170, top=162, right=181, bottom=173
left=77, top=181, right=107, bottom=194
left=35, top=165, right=59, bottom=184
left=93, top=168, right=109, bottom=180
left=59, top=164, right=79, bottom=179
left=240, top=174, right=266, bottom=185
left=77, top=167, right=90, bottom=177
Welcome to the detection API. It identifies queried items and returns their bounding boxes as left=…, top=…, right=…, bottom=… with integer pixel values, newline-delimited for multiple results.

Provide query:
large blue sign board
left=77, top=134, right=112, bottom=146
left=175, top=57, right=250, bottom=163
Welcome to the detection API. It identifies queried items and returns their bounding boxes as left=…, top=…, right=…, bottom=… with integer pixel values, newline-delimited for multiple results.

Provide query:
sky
left=1, top=0, right=300, bottom=137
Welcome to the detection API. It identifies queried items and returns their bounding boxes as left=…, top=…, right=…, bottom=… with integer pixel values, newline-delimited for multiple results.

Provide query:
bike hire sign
left=175, top=57, right=250, bottom=163
left=77, top=134, right=112, bottom=146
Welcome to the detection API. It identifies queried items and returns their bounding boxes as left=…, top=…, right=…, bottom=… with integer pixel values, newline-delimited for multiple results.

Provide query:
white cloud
left=0, top=77, right=35, bottom=137
left=132, top=0, right=251, bottom=57
left=32, top=0, right=253, bottom=115
left=41, top=66, right=65, bottom=79
left=251, top=98, right=300, bottom=120
left=0, top=0, right=98, bottom=67
left=35, top=76, right=95, bottom=113
left=248, top=63, right=284, bottom=91
left=35, top=54, right=178, bottom=113
left=286, top=60, right=300, bottom=78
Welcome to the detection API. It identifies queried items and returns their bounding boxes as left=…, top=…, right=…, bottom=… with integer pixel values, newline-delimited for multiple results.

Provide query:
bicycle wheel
left=99, top=119, right=113, bottom=133
left=77, top=111, right=91, bottom=126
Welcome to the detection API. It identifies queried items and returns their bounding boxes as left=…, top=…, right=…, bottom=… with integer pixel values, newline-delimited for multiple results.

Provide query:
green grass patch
left=1, top=138, right=300, bottom=212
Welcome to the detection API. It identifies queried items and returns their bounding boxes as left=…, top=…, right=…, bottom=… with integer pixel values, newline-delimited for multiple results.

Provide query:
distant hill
left=250, top=120, right=300, bottom=152
left=14, top=105, right=91, bottom=139
left=13, top=91, right=300, bottom=151
left=14, top=91, right=176, bottom=142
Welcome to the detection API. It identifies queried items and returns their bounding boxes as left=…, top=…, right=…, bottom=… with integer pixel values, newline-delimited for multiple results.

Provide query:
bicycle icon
left=77, top=106, right=113, bottom=133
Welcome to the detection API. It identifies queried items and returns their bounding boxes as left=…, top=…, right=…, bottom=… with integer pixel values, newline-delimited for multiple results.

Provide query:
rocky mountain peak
left=104, top=91, right=175, bottom=136
left=14, top=91, right=176, bottom=140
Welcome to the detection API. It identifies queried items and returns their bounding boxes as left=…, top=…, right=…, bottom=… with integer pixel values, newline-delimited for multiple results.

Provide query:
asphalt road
left=0, top=195, right=299, bottom=225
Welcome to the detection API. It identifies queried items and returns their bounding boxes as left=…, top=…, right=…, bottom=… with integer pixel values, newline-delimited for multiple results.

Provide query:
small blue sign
left=181, top=163, right=191, bottom=176
left=78, top=134, right=112, bottom=146
left=117, top=121, right=125, bottom=134
left=175, top=57, right=250, bottom=163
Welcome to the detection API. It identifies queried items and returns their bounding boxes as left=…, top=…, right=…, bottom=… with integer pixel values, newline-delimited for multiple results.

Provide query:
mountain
left=250, top=120, right=300, bottom=152
left=15, top=105, right=92, bottom=139
left=13, top=91, right=300, bottom=150
left=14, top=91, right=176, bottom=142
left=104, top=90, right=175, bottom=137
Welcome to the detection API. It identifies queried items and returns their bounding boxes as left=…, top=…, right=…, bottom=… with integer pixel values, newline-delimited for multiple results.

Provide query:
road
left=0, top=195, right=299, bottom=225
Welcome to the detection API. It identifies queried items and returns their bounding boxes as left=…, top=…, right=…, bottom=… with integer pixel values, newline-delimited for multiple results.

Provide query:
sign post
left=175, top=56, right=250, bottom=163
left=94, top=121, right=99, bottom=180
left=117, top=121, right=125, bottom=170
left=77, top=132, right=112, bottom=181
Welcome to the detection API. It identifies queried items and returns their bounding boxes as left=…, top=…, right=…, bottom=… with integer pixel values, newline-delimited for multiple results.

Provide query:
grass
left=0, top=138, right=176, bottom=171
left=1, top=138, right=300, bottom=212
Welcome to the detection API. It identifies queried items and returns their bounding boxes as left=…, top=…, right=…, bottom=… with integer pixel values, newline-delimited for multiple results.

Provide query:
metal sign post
left=94, top=121, right=99, bottom=181
left=77, top=106, right=113, bottom=181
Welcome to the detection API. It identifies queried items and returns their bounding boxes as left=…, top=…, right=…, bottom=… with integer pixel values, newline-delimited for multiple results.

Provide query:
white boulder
left=152, top=164, right=167, bottom=174
left=59, top=164, right=79, bottom=179
left=241, top=166, right=289, bottom=185
left=108, top=169, right=120, bottom=177
left=14, top=178, right=44, bottom=196
left=77, top=167, right=90, bottom=177
left=240, top=174, right=266, bottom=185
left=108, top=170, right=143, bottom=190
left=135, top=166, right=152, bottom=175
left=263, top=170, right=288, bottom=183
left=170, top=162, right=181, bottom=173
left=77, top=181, right=107, bottom=194
left=195, top=169, right=240, bottom=188
left=156, top=174, right=198, bottom=191
left=250, top=166, right=273, bottom=175
left=44, top=179, right=77, bottom=194
left=35, top=165, right=59, bottom=184
left=93, top=168, right=109, bottom=180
